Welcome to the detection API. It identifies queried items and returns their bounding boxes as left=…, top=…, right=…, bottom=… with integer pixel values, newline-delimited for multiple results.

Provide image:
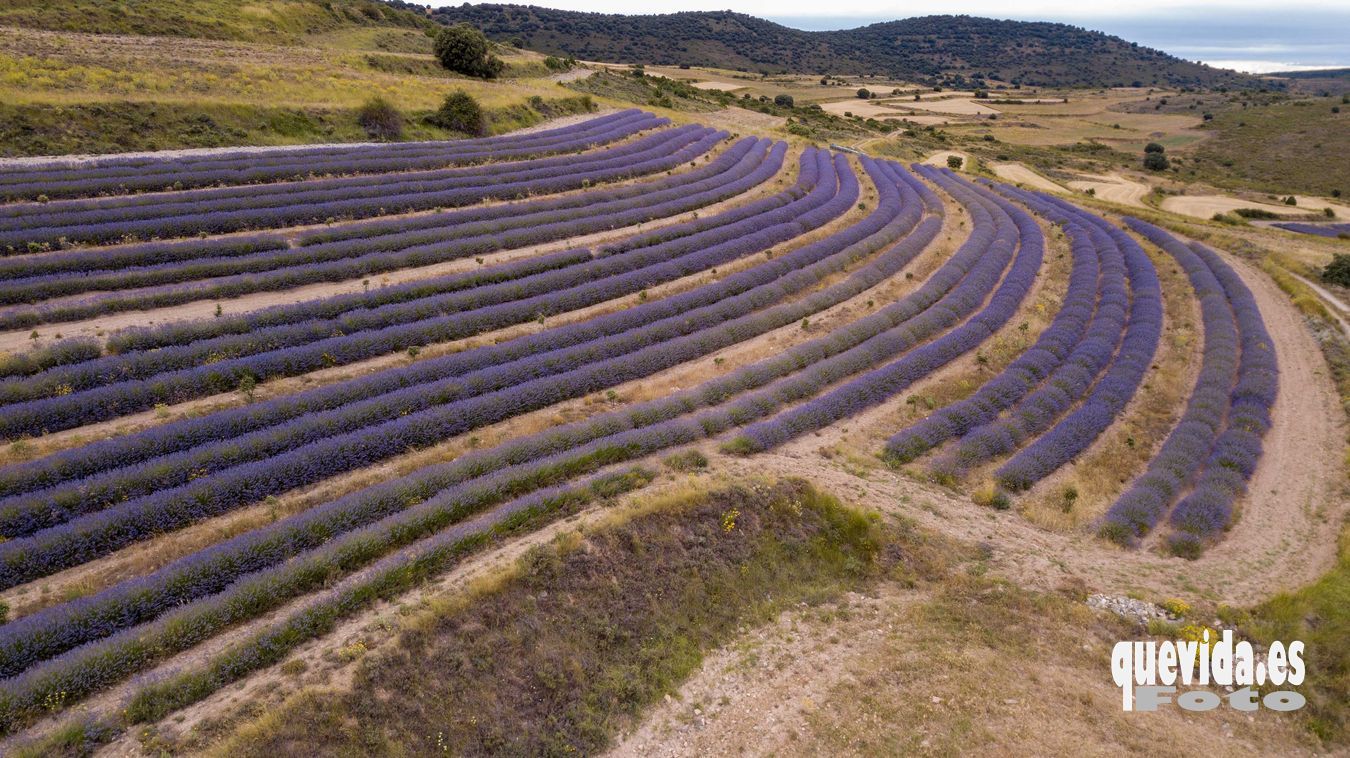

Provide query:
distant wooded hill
left=425, top=5, right=1260, bottom=89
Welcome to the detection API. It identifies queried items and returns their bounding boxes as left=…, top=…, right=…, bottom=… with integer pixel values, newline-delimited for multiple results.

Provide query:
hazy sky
left=448, top=2, right=1350, bottom=72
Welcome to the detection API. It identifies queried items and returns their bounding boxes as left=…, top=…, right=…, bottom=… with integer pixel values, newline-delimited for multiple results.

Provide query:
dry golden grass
left=0, top=27, right=563, bottom=111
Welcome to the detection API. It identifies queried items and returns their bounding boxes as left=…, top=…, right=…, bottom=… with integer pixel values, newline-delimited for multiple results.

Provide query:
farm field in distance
left=0, top=2, right=1346, bottom=755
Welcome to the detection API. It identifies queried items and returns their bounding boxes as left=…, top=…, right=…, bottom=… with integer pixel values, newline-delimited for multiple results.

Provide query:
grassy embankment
left=211, top=478, right=921, bottom=755
left=0, top=6, right=592, bottom=156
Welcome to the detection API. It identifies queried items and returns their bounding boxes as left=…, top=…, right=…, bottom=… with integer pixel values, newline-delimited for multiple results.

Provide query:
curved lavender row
left=0, top=140, right=782, bottom=403
left=0, top=233, right=600, bottom=315
left=0, top=129, right=736, bottom=330
left=0, top=116, right=679, bottom=248
left=1096, top=220, right=1238, bottom=542
left=927, top=196, right=1128, bottom=475
left=0, top=110, right=643, bottom=185
left=733, top=165, right=1042, bottom=451
left=0, top=153, right=853, bottom=576
left=992, top=205, right=1162, bottom=491
left=0, top=149, right=823, bottom=537
left=884, top=185, right=1102, bottom=463
left=0, top=136, right=767, bottom=306
left=0, top=110, right=648, bottom=198
left=0, top=143, right=802, bottom=436
left=0, top=110, right=653, bottom=216
left=0, top=111, right=661, bottom=230
left=0, top=110, right=647, bottom=201
left=0, top=339, right=102, bottom=380
left=0, top=159, right=945, bottom=684
left=1167, top=240, right=1277, bottom=550
left=0, top=236, right=285, bottom=285
left=1270, top=222, right=1350, bottom=238
left=0, top=154, right=870, bottom=502
left=97, top=138, right=780, bottom=351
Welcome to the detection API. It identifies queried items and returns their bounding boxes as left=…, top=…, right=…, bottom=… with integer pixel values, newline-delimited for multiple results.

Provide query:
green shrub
left=1099, top=521, right=1134, bottom=547
left=1322, top=254, right=1350, bottom=287
left=946, top=155, right=963, bottom=170
left=1143, top=152, right=1169, bottom=171
left=1167, top=534, right=1203, bottom=560
left=427, top=90, right=486, bottom=136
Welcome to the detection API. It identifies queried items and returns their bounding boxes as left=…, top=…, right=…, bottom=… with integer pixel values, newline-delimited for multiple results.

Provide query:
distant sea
left=768, top=10, right=1350, bottom=74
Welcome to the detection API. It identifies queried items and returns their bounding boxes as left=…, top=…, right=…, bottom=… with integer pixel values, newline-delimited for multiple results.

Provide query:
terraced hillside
left=0, top=109, right=1339, bottom=749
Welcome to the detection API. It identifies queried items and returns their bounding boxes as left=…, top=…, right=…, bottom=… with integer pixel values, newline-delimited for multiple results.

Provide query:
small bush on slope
left=1323, top=253, right=1350, bottom=288
left=355, top=96, right=403, bottom=140
left=427, top=91, right=487, bottom=136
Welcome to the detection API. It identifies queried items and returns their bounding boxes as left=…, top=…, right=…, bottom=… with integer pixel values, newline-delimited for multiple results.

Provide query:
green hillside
left=0, top=0, right=433, bottom=43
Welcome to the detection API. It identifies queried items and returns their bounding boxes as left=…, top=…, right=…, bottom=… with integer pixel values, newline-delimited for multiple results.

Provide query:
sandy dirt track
left=1066, top=173, right=1150, bottom=207
left=1161, top=194, right=1307, bottom=219
left=886, top=97, right=998, bottom=116
left=817, top=100, right=915, bottom=119
left=990, top=162, right=1065, bottom=193
left=920, top=151, right=971, bottom=170
left=690, top=80, right=745, bottom=91
left=1290, top=196, right=1350, bottom=219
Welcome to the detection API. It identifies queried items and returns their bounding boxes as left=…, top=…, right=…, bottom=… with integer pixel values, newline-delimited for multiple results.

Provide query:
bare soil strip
left=1066, top=173, right=1150, bottom=208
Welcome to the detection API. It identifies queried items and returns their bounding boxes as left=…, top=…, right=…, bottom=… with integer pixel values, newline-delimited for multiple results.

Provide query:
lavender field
left=0, top=110, right=1285, bottom=737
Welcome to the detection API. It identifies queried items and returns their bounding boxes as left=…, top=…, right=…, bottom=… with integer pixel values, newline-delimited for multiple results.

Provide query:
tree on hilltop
left=435, top=24, right=504, bottom=79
